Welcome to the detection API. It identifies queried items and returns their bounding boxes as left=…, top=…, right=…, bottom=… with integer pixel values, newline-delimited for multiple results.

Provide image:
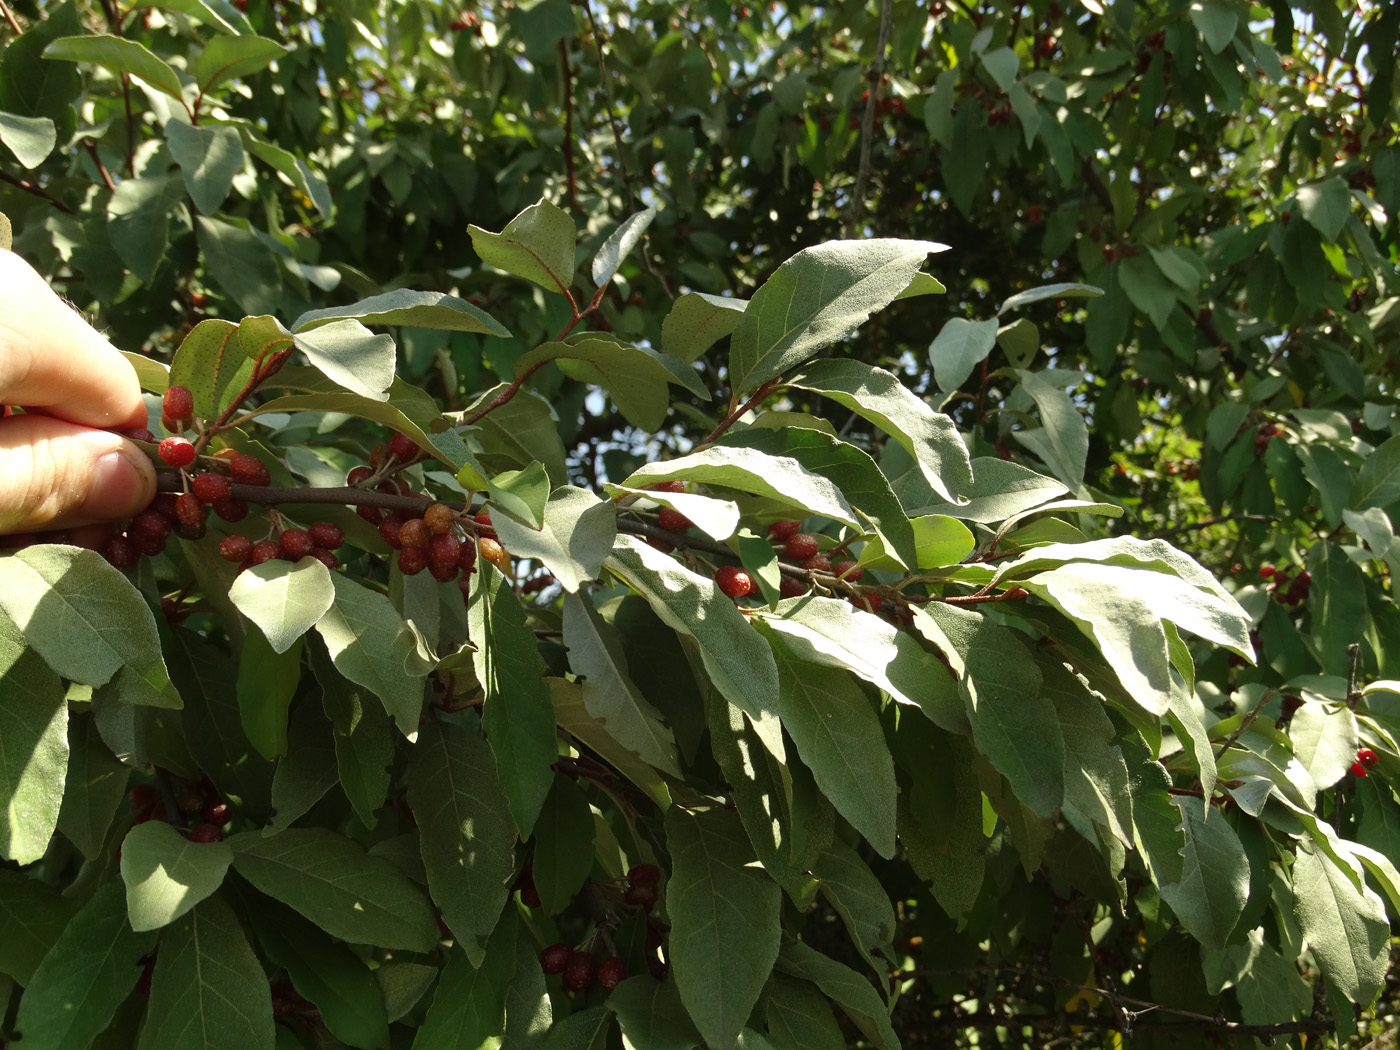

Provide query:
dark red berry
left=191, top=473, right=231, bottom=503
left=228, top=453, right=270, bottom=486
left=785, top=533, right=819, bottom=561
left=187, top=823, right=223, bottom=843
left=219, top=535, right=254, bottom=562
left=379, top=518, right=404, bottom=549
left=203, top=800, right=230, bottom=825
left=656, top=507, right=693, bottom=532
left=540, top=943, right=572, bottom=975
left=625, top=881, right=659, bottom=910
left=1358, top=748, right=1379, bottom=768
left=398, top=548, right=428, bottom=575
left=833, top=560, right=864, bottom=581
left=158, top=436, right=196, bottom=467
left=428, top=532, right=462, bottom=565
left=150, top=493, right=181, bottom=522
left=251, top=540, right=281, bottom=565
left=628, top=863, right=661, bottom=885
left=212, top=498, right=249, bottom=522
left=649, top=479, right=686, bottom=493
left=130, top=509, right=172, bottom=541
left=389, top=432, right=419, bottom=461
left=162, top=385, right=194, bottom=422
left=779, top=576, right=807, bottom=598
left=303, top=522, right=341, bottom=550
left=117, top=426, right=156, bottom=442
left=279, top=529, right=314, bottom=559
left=715, top=565, right=754, bottom=598
left=129, top=784, right=157, bottom=811
left=768, top=519, right=802, bottom=541
left=562, top=951, right=596, bottom=992
left=175, top=492, right=205, bottom=529
left=131, top=532, right=166, bottom=557
left=802, top=554, right=831, bottom=573
left=399, top=518, right=431, bottom=549
left=458, top=541, right=478, bottom=572
left=311, top=548, right=338, bottom=570
left=347, top=465, right=374, bottom=486
left=598, top=957, right=627, bottom=990
left=176, top=789, right=203, bottom=815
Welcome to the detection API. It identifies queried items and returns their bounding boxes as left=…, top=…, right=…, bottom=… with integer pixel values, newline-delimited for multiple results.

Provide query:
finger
left=0, top=415, right=157, bottom=533
left=0, top=250, right=147, bottom=430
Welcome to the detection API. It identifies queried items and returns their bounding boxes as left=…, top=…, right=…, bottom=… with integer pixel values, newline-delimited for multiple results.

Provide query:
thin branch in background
left=1153, top=512, right=1275, bottom=539
left=581, top=0, right=634, bottom=210
left=0, top=170, right=74, bottom=213
left=0, top=1, right=22, bottom=35
left=842, top=0, right=894, bottom=238
left=1214, top=688, right=1276, bottom=761
left=559, top=39, right=579, bottom=210
left=83, top=139, right=117, bottom=191
left=1347, top=641, right=1362, bottom=708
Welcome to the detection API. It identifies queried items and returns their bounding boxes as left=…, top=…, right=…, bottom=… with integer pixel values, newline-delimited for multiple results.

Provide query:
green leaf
left=812, top=837, right=897, bottom=973
left=245, top=900, right=391, bottom=1050
left=314, top=573, right=427, bottom=735
left=0, top=868, right=76, bottom=985
left=265, top=697, right=339, bottom=834
left=196, top=215, right=282, bottom=315
left=464, top=385, right=570, bottom=485
left=661, top=291, right=747, bottom=362
left=313, top=643, right=394, bottom=828
left=0, top=111, right=56, bottom=167
left=1013, top=369, right=1088, bottom=488
left=468, top=562, right=557, bottom=839
left=765, top=637, right=897, bottom=857
left=786, top=358, right=972, bottom=506
left=604, top=536, right=783, bottom=759
left=194, top=34, right=286, bottom=94
left=611, top=975, right=702, bottom=1050
left=15, top=882, right=157, bottom=1050
left=1351, top=432, right=1400, bottom=510
left=0, top=4, right=80, bottom=133
left=158, top=0, right=256, bottom=34
left=1117, top=254, right=1177, bottom=330
left=927, top=317, right=999, bottom=392
left=228, top=557, right=334, bottom=656
left=1289, top=701, right=1359, bottom=789
left=468, top=198, right=577, bottom=295
left=56, top=711, right=127, bottom=860
left=169, top=319, right=250, bottom=420
left=236, top=628, right=302, bottom=760
left=1041, top=659, right=1134, bottom=847
left=1306, top=542, right=1368, bottom=678
left=728, top=238, right=947, bottom=395
left=548, top=678, right=672, bottom=807
left=107, top=173, right=185, bottom=283
left=1156, top=798, right=1248, bottom=950
left=412, top=928, right=515, bottom=1050
left=489, top=461, right=551, bottom=530
left=1296, top=177, right=1352, bottom=242
left=515, top=336, right=677, bottom=431
left=292, top=319, right=397, bottom=401
left=292, top=288, right=510, bottom=336
left=666, top=807, right=781, bottom=1050
left=407, top=722, right=515, bottom=946
left=593, top=205, right=657, bottom=287
left=45, top=34, right=185, bottom=100
left=229, top=828, right=439, bottom=951
left=998, top=281, right=1102, bottom=315
left=905, top=455, right=1066, bottom=522
left=1189, top=0, right=1237, bottom=52
left=607, top=486, right=741, bottom=543
left=532, top=774, right=596, bottom=915
left=138, top=894, right=274, bottom=1050
left=237, top=129, right=331, bottom=218
left=774, top=937, right=899, bottom=1050
left=166, top=120, right=243, bottom=214
left=119, top=820, right=233, bottom=932
left=487, top=485, right=616, bottom=593
left=756, top=595, right=965, bottom=733
left=562, top=594, right=681, bottom=775
left=0, top=611, right=67, bottom=865
left=765, top=975, right=846, bottom=1050
left=1292, top=837, right=1390, bottom=1003
left=0, top=545, right=180, bottom=707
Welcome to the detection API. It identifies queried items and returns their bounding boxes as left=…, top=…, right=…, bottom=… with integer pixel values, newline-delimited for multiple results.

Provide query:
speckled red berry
left=657, top=507, right=693, bottom=532
left=768, top=519, right=802, bottom=541
left=159, top=436, right=196, bottom=467
left=785, top=533, right=819, bottom=561
left=715, top=565, right=754, bottom=598
left=540, top=943, right=572, bottom=974
left=191, top=472, right=231, bottom=503
left=598, top=957, right=627, bottom=990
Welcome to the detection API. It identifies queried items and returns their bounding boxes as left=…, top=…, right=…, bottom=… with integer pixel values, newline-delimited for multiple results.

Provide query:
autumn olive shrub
left=0, top=189, right=1389, bottom=1050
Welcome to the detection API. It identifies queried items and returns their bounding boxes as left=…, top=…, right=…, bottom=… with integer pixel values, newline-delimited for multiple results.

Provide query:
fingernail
left=82, top=451, right=150, bottom=520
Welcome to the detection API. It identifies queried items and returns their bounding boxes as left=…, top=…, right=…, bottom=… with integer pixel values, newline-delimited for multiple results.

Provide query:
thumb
left=0, top=415, right=158, bottom=533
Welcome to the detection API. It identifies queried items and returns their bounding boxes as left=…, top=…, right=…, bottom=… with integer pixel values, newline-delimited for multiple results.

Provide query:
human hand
left=0, top=250, right=157, bottom=537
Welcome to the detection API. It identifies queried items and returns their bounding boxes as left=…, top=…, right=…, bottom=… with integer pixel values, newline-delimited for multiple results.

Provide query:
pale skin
left=0, top=249, right=157, bottom=537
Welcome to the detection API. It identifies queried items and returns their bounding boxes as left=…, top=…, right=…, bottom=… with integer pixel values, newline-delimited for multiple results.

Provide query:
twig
left=702, top=377, right=783, bottom=445
left=1347, top=642, right=1362, bottom=708
left=581, top=0, right=633, bottom=209
left=0, top=1, right=22, bottom=35
left=83, top=139, right=117, bottom=191
left=0, top=170, right=73, bottom=212
left=842, top=0, right=894, bottom=238
left=559, top=39, right=578, bottom=210
left=1153, top=513, right=1275, bottom=539
left=1214, top=688, right=1276, bottom=761
left=461, top=358, right=554, bottom=427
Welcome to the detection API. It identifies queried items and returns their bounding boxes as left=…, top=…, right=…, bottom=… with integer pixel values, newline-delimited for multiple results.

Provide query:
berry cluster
left=217, top=519, right=345, bottom=573
left=539, top=943, right=628, bottom=992
left=128, top=778, right=231, bottom=842
left=1351, top=747, right=1379, bottom=778
left=1259, top=563, right=1311, bottom=606
left=534, top=863, right=666, bottom=991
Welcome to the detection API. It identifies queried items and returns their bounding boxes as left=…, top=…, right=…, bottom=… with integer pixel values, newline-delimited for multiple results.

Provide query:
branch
left=581, top=0, right=634, bottom=209
left=702, top=378, right=783, bottom=445
left=1347, top=642, right=1362, bottom=708
left=0, top=170, right=73, bottom=213
left=559, top=39, right=578, bottom=211
left=842, top=0, right=893, bottom=238
left=83, top=139, right=117, bottom=191
left=461, top=358, right=554, bottom=427
left=0, top=1, right=22, bottom=35
left=1214, top=688, right=1275, bottom=761
left=1153, top=513, right=1275, bottom=539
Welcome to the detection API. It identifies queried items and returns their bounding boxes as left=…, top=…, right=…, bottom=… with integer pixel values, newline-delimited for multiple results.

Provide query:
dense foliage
left=2, top=0, right=1399, bottom=1047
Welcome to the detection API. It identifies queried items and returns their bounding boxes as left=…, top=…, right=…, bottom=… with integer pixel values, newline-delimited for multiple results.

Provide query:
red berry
left=251, top=540, right=281, bottom=565
left=150, top=493, right=181, bottom=522
left=280, top=529, right=315, bottom=559
left=117, top=426, right=155, bottom=442
left=128, top=784, right=157, bottom=811
left=212, top=498, right=249, bottom=522
left=202, top=800, right=230, bottom=825
left=162, top=385, right=194, bottom=423
left=191, top=473, right=231, bottom=503
left=131, top=532, right=166, bottom=557
left=380, top=518, right=404, bottom=549
left=1259, top=563, right=1276, bottom=578
left=1358, top=748, right=1379, bottom=768
left=399, top=518, right=431, bottom=549
left=175, top=492, right=206, bottom=528
left=802, top=554, right=831, bottom=573
left=627, top=863, right=661, bottom=885
left=311, top=548, right=338, bottom=571
left=473, top=509, right=492, bottom=527
left=625, top=881, right=658, bottom=910
left=228, top=453, right=269, bottom=486
left=562, top=951, right=596, bottom=992
left=429, top=559, right=458, bottom=582
left=308, top=522, right=344, bottom=549
left=458, top=540, right=478, bottom=572
left=779, top=576, right=807, bottom=598
left=428, top=532, right=462, bottom=566
left=219, top=535, right=254, bottom=562
left=785, top=533, right=819, bottom=561
left=656, top=507, right=693, bottom=532
left=715, top=565, right=754, bottom=598
left=1351, top=761, right=1369, bottom=778
left=130, top=509, right=172, bottom=541
left=357, top=504, right=385, bottom=525
left=188, top=823, right=223, bottom=843
left=424, top=503, right=455, bottom=534
left=768, top=519, right=802, bottom=541
left=158, top=436, right=196, bottom=467
left=540, top=943, right=572, bottom=975
left=832, top=561, right=864, bottom=582
left=598, top=957, right=627, bottom=990
left=649, top=479, right=686, bottom=493
left=398, top=548, right=428, bottom=575
left=389, top=432, right=419, bottom=461
left=347, top=466, right=374, bottom=486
